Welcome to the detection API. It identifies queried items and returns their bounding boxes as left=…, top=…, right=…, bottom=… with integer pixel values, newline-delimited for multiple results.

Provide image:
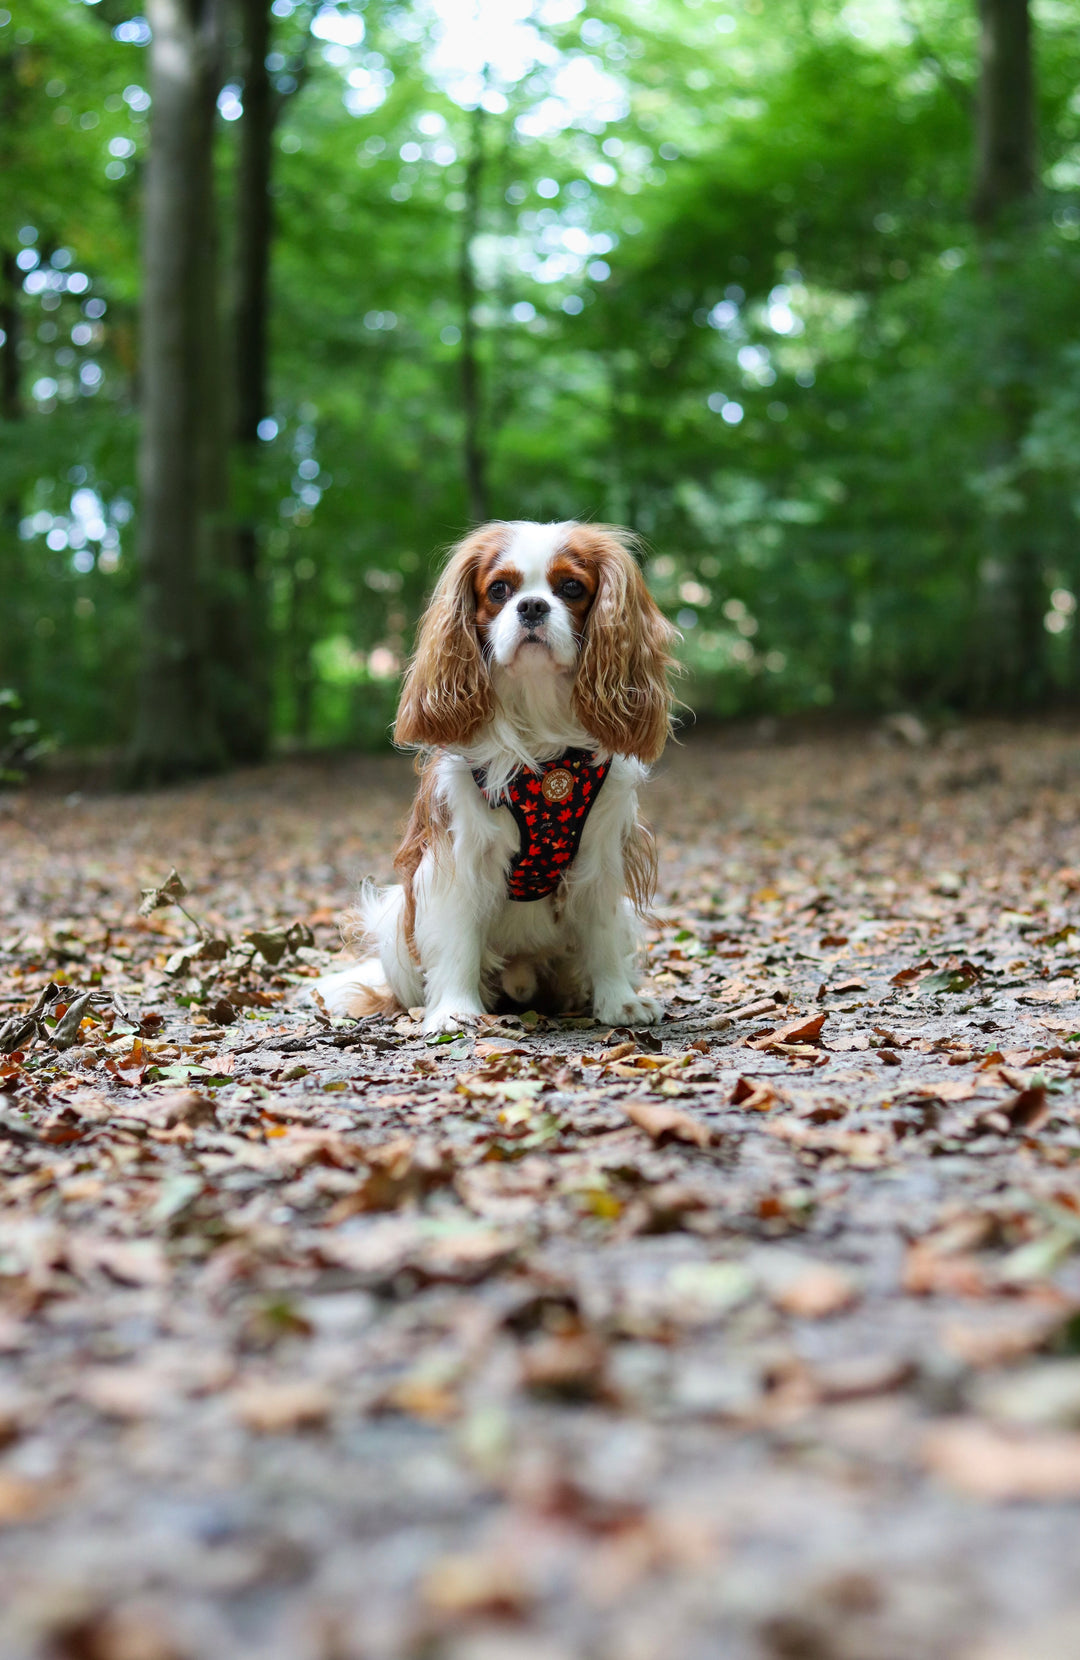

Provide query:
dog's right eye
left=488, top=580, right=511, bottom=604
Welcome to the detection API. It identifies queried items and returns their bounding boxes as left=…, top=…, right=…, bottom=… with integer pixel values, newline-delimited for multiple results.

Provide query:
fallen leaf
left=772, top=1262, right=859, bottom=1319
left=891, top=962, right=935, bottom=986
left=747, top=1011, right=828, bottom=1052
left=727, top=996, right=785, bottom=1021
left=730, top=1076, right=783, bottom=1112
left=623, top=1099, right=713, bottom=1147
left=121, top=1089, right=218, bottom=1129
left=421, top=1550, right=534, bottom=1617
left=67, top=1237, right=170, bottom=1288
left=0, top=1472, right=52, bottom=1525
left=232, top=1379, right=332, bottom=1433
left=903, top=1243, right=990, bottom=1298
left=943, top=1310, right=1063, bottom=1369
left=976, top=1083, right=1049, bottom=1135
left=80, top=1365, right=176, bottom=1419
left=521, top=1332, right=608, bottom=1399
left=923, top=1421, right=1080, bottom=1500
left=918, top=961, right=982, bottom=996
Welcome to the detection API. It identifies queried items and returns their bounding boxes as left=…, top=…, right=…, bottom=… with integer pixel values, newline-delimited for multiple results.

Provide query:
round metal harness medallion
left=541, top=767, right=574, bottom=804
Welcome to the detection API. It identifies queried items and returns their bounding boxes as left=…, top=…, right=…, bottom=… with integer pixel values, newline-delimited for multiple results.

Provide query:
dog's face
left=472, top=521, right=597, bottom=675
left=394, top=519, right=678, bottom=761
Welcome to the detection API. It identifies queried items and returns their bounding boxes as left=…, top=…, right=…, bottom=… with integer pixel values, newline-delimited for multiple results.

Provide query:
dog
left=313, top=520, right=679, bottom=1034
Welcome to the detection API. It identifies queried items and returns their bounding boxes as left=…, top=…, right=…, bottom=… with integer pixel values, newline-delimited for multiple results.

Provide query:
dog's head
left=394, top=520, right=678, bottom=761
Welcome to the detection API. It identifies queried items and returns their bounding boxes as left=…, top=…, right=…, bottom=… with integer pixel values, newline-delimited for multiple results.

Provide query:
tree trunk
left=0, top=252, right=18, bottom=427
left=128, top=0, right=225, bottom=784
left=973, top=0, right=1035, bottom=227
left=0, top=248, right=28, bottom=699
left=971, top=0, right=1041, bottom=708
left=459, top=105, right=488, bottom=525
left=213, top=0, right=274, bottom=763
left=1, top=36, right=30, bottom=700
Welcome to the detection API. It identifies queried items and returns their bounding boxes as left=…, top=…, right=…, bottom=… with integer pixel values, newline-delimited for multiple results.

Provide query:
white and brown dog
left=314, top=520, right=678, bottom=1034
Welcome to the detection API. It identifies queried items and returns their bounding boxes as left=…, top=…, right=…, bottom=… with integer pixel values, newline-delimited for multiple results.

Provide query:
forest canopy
left=2, top=0, right=1080, bottom=774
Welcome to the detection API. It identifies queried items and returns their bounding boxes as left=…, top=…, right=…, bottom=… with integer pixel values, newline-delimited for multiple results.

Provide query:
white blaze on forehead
left=503, top=520, right=577, bottom=590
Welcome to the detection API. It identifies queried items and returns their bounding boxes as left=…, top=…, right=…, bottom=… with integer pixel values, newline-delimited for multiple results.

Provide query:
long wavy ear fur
left=394, top=526, right=502, bottom=748
left=570, top=526, right=679, bottom=762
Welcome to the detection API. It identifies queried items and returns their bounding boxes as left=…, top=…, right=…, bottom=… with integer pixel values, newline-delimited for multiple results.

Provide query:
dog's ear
left=570, top=527, right=678, bottom=763
left=394, top=528, right=499, bottom=749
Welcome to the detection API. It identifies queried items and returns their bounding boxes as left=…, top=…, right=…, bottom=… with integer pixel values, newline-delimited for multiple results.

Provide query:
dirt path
left=3, top=723, right=1080, bottom=1660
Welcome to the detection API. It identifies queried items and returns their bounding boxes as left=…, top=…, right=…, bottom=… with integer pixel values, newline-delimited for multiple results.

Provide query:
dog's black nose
left=517, top=596, right=551, bottom=626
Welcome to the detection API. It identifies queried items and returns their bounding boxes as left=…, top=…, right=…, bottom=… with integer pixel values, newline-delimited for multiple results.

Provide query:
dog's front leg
left=567, top=768, right=663, bottom=1029
left=572, top=872, right=662, bottom=1028
left=413, top=860, right=494, bottom=1035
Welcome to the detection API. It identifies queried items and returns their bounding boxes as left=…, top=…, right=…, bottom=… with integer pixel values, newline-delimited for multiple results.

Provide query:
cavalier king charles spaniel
left=313, top=520, right=679, bottom=1034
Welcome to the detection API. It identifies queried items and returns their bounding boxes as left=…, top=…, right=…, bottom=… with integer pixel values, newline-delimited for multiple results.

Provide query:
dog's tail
left=310, top=958, right=399, bottom=1019
left=308, top=881, right=412, bottom=1019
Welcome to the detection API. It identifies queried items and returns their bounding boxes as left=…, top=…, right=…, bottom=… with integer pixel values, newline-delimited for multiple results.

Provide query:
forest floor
left=4, top=722, right=1080, bottom=1660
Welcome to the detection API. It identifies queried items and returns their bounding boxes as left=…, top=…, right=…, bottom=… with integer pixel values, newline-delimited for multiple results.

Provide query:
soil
left=3, top=721, right=1080, bottom=1660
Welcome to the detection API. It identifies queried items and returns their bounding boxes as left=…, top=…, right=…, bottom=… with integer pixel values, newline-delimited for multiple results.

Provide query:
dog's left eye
left=557, top=579, right=585, bottom=600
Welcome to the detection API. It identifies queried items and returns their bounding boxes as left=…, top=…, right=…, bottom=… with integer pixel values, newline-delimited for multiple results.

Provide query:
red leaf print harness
left=472, top=748, right=610, bottom=901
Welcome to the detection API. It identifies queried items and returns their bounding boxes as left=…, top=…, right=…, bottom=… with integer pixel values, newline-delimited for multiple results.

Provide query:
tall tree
left=128, top=0, right=226, bottom=783
left=459, top=104, right=488, bottom=525
left=971, top=0, right=1041, bottom=706
left=210, top=0, right=275, bottom=763
left=0, top=248, right=27, bottom=699
left=973, top=0, right=1035, bottom=227
left=0, top=34, right=27, bottom=700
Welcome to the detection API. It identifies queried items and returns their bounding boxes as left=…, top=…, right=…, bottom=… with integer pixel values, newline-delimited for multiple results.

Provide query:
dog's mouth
left=515, top=627, right=553, bottom=653
left=487, top=620, right=575, bottom=675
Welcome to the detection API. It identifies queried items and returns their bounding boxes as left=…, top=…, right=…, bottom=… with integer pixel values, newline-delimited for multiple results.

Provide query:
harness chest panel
left=472, top=748, right=610, bottom=901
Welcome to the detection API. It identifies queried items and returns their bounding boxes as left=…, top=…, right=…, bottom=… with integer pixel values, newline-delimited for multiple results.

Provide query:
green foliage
left=4, top=0, right=1080, bottom=751
left=0, top=687, right=54, bottom=784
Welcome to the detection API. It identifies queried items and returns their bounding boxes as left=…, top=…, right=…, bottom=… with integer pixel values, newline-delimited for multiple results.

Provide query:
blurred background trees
left=2, top=0, right=1080, bottom=776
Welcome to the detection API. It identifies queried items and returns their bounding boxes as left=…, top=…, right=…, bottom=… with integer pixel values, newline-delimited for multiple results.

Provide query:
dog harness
left=471, top=748, right=610, bottom=901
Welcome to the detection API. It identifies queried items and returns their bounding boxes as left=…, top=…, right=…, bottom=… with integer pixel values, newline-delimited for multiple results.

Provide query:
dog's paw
left=421, top=1003, right=483, bottom=1036
left=593, top=989, right=664, bottom=1028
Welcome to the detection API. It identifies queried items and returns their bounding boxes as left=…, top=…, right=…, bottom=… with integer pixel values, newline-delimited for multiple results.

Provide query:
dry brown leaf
left=0, top=1472, right=52, bottom=1526
left=891, top=962, right=935, bottom=985
left=319, top=1218, right=517, bottom=1284
left=903, top=1242, right=990, bottom=1298
left=923, top=1421, right=1080, bottom=1500
left=772, top=1263, right=859, bottom=1319
left=943, top=1310, right=1067, bottom=1369
left=121, top=1089, right=218, bottom=1128
left=976, top=1083, right=1050, bottom=1136
left=907, top=1077, right=981, bottom=1102
left=80, top=1365, right=176, bottom=1419
left=521, top=1332, right=609, bottom=1399
left=421, top=1550, right=534, bottom=1617
left=232, top=1379, right=332, bottom=1433
left=66, top=1236, right=170, bottom=1288
left=765, top=1116, right=890, bottom=1166
left=599, top=1041, right=639, bottom=1063
left=623, top=1099, right=713, bottom=1147
left=747, top=1011, right=828, bottom=1052
left=811, top=1353, right=913, bottom=1401
left=731, top=1077, right=783, bottom=1112
left=384, top=1372, right=460, bottom=1421
left=727, top=996, right=785, bottom=1021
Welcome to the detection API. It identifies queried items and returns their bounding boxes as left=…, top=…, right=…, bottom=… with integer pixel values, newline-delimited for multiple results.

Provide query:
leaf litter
left=3, top=727, right=1080, bottom=1656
